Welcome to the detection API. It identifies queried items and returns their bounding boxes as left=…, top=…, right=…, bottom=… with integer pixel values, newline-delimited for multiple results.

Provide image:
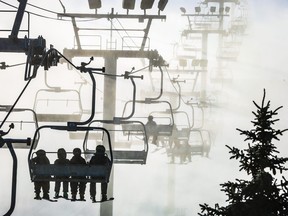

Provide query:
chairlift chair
left=84, top=120, right=148, bottom=165
left=170, top=111, right=191, bottom=136
left=148, top=111, right=174, bottom=137
left=186, top=102, right=212, bottom=157
left=0, top=105, right=39, bottom=149
left=164, top=111, right=192, bottom=163
left=148, top=103, right=174, bottom=135
left=33, top=88, right=83, bottom=122
left=122, top=99, right=174, bottom=141
left=188, top=128, right=211, bottom=157
left=28, top=125, right=113, bottom=183
left=166, top=128, right=211, bottom=162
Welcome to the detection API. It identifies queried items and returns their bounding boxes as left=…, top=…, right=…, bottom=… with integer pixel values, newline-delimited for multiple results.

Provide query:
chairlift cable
left=110, top=21, right=126, bottom=47
left=0, top=0, right=17, bottom=9
left=25, top=1, right=101, bottom=22
left=0, top=77, right=33, bottom=129
left=0, top=0, right=56, bottom=20
left=115, top=18, right=138, bottom=49
left=0, top=0, right=67, bottom=21
left=26, top=2, right=58, bottom=15
left=110, top=20, right=133, bottom=50
left=129, top=65, right=150, bottom=74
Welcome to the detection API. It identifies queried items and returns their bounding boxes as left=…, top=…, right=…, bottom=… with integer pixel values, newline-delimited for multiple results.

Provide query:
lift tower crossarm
left=58, top=11, right=166, bottom=51
left=63, top=49, right=160, bottom=59
left=57, top=13, right=166, bottom=20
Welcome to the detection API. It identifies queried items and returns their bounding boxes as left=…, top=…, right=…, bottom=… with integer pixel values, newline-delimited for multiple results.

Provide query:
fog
left=1, top=0, right=288, bottom=216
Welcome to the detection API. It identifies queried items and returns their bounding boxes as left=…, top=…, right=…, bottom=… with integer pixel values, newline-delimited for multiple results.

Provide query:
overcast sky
left=1, top=1, right=288, bottom=216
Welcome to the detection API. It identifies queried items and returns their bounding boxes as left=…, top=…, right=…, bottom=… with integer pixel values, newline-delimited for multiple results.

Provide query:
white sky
left=1, top=0, right=288, bottom=216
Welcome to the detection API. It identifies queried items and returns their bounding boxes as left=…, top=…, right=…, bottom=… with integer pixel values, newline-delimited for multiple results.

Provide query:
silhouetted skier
left=145, top=115, right=158, bottom=145
left=31, top=149, right=50, bottom=200
left=171, top=141, right=191, bottom=164
left=89, top=145, right=111, bottom=202
left=70, top=148, right=87, bottom=201
left=54, top=148, right=70, bottom=199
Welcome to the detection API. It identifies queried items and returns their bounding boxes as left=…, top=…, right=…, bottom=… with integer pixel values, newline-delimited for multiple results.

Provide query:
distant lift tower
left=180, top=0, right=240, bottom=102
left=58, top=1, right=168, bottom=216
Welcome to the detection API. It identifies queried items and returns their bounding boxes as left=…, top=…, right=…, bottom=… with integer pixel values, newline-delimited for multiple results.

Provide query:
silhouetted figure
left=145, top=115, right=158, bottom=145
left=70, top=148, right=87, bottom=201
left=89, top=145, right=111, bottom=202
left=183, top=142, right=192, bottom=162
left=31, top=149, right=50, bottom=200
left=168, top=125, right=178, bottom=149
left=170, top=140, right=191, bottom=164
left=54, top=148, right=70, bottom=199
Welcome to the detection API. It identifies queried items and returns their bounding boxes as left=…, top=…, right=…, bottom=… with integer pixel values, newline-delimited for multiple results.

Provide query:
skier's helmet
left=57, top=148, right=67, bottom=159
left=36, top=149, right=46, bottom=157
left=73, top=148, right=81, bottom=156
left=96, top=145, right=105, bottom=154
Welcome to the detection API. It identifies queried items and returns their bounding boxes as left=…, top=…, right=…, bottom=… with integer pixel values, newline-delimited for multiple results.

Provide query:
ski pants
left=34, top=181, right=50, bottom=195
left=54, top=178, right=69, bottom=193
left=90, top=182, right=108, bottom=197
left=70, top=178, right=86, bottom=196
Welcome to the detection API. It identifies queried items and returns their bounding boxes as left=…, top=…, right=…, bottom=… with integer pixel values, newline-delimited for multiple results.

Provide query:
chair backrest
left=30, top=164, right=112, bottom=183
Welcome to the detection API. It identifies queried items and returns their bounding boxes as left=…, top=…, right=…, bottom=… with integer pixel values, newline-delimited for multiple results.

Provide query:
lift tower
left=180, top=0, right=241, bottom=102
left=58, top=3, right=168, bottom=215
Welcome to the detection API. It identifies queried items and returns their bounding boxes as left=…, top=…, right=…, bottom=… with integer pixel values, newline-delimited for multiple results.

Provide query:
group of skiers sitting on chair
left=30, top=145, right=111, bottom=202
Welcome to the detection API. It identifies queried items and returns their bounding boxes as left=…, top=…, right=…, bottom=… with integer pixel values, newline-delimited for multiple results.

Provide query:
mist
left=1, top=0, right=288, bottom=216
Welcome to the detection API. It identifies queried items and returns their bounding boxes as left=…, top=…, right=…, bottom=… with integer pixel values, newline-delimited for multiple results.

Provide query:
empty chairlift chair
left=0, top=105, right=39, bottom=149
left=33, top=88, right=83, bottom=123
left=188, top=103, right=212, bottom=157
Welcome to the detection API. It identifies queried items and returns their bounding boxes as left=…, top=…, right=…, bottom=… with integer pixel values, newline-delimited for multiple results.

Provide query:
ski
left=92, top=197, right=114, bottom=203
left=53, top=195, right=87, bottom=202
left=71, top=198, right=86, bottom=202
left=54, top=195, right=71, bottom=201
left=34, top=196, right=57, bottom=202
left=42, top=197, right=58, bottom=202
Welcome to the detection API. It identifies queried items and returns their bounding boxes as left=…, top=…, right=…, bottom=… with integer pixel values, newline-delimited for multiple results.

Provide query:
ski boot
left=54, top=192, right=60, bottom=199
left=80, top=194, right=86, bottom=201
left=71, top=194, right=77, bottom=201
left=42, top=193, right=50, bottom=200
left=34, top=193, right=41, bottom=200
left=101, top=194, right=107, bottom=202
left=63, top=192, right=68, bottom=199
left=91, top=196, right=96, bottom=203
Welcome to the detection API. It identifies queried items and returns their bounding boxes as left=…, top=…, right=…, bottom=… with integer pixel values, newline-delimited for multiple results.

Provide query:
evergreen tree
left=198, top=89, right=288, bottom=216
